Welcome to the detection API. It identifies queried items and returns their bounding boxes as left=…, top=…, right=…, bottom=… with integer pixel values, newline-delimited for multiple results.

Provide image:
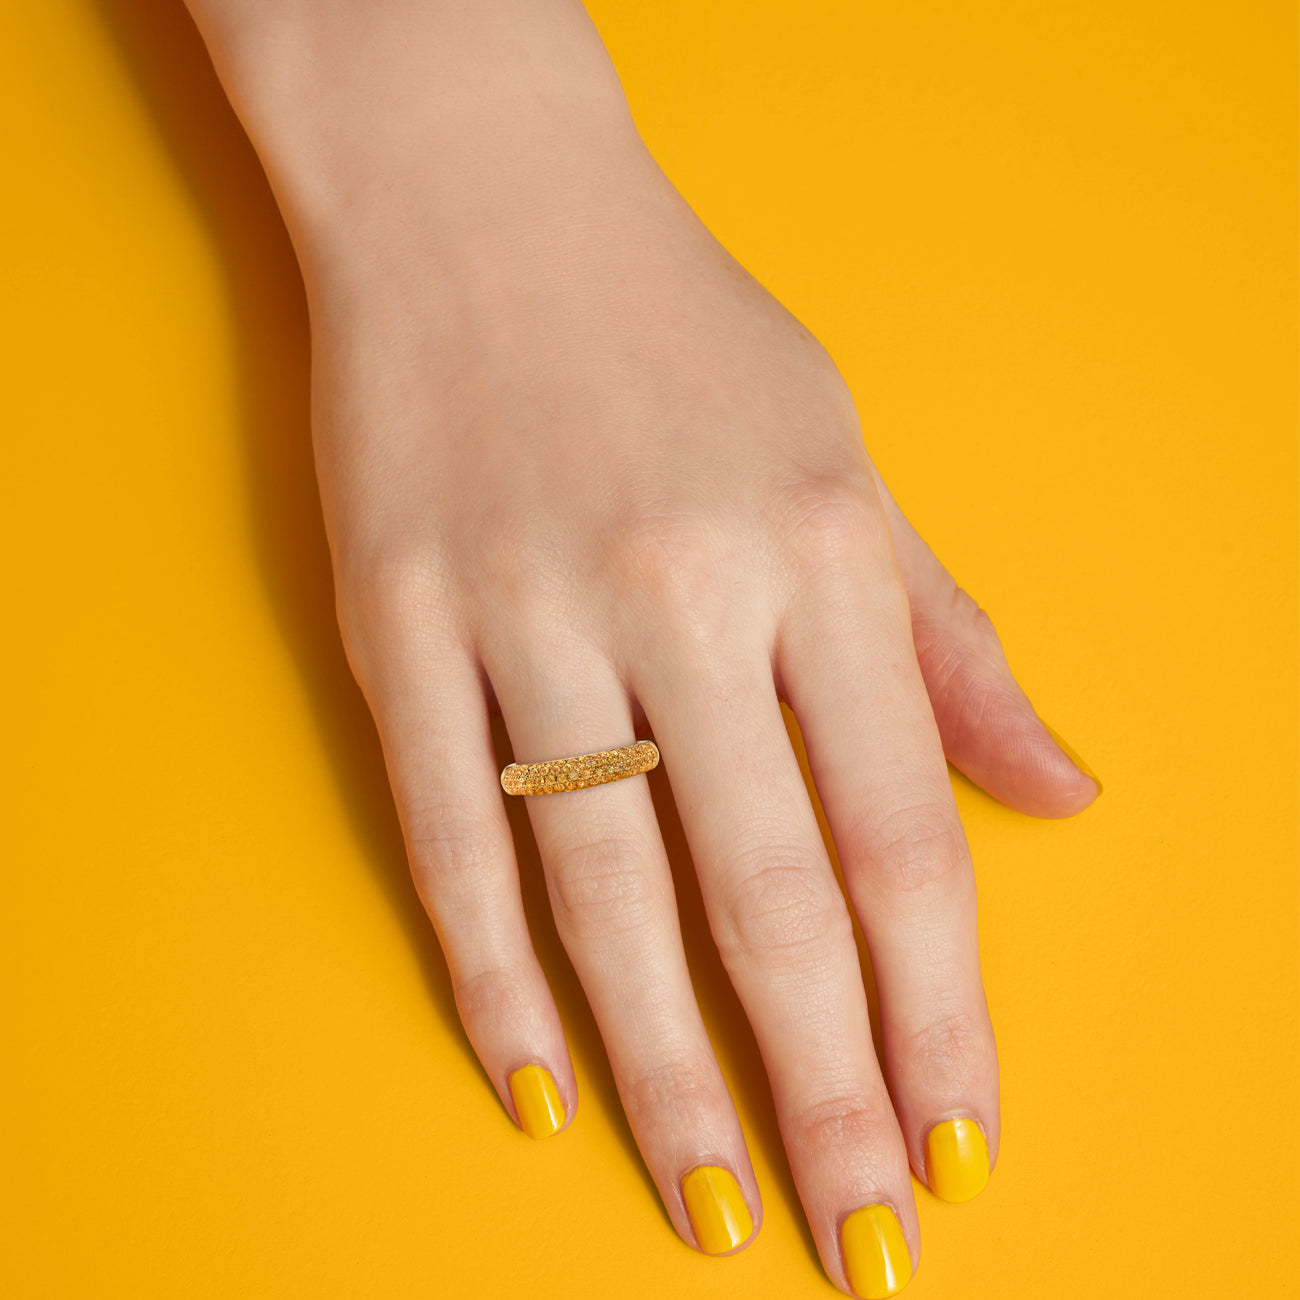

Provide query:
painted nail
left=507, top=1064, right=565, bottom=1139
left=925, top=1117, right=990, bottom=1203
left=1042, top=721, right=1103, bottom=794
left=841, top=1203, right=912, bottom=1298
left=681, top=1165, right=753, bottom=1255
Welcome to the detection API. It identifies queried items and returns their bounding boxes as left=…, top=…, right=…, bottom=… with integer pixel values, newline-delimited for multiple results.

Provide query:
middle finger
left=635, top=629, right=918, bottom=1299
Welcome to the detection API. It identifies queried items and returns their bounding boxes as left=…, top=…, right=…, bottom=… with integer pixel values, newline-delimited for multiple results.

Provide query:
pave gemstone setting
left=500, top=740, right=660, bottom=796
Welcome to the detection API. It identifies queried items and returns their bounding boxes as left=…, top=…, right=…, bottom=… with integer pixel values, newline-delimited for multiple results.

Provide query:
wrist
left=187, top=0, right=653, bottom=290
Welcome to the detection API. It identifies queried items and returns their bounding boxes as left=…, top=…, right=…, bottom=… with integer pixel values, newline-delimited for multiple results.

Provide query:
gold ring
left=500, top=740, right=660, bottom=796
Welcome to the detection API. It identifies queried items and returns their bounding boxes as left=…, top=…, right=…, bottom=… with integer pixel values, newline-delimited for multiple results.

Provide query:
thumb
left=872, top=469, right=1101, bottom=819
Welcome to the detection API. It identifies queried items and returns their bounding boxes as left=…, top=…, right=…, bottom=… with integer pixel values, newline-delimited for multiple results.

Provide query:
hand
left=188, top=3, right=1098, bottom=1292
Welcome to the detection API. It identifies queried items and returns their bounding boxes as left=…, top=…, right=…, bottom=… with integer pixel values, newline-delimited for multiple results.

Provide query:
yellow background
left=2, top=1, right=1295, bottom=1296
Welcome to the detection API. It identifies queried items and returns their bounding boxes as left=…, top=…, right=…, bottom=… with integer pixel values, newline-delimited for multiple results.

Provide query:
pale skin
left=182, top=1, right=1100, bottom=1293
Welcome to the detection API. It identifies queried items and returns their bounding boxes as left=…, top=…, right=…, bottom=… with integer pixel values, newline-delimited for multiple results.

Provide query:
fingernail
left=681, top=1165, right=753, bottom=1254
left=1042, top=721, right=1103, bottom=794
left=508, top=1064, right=565, bottom=1139
left=841, top=1203, right=912, bottom=1298
left=924, top=1117, right=990, bottom=1203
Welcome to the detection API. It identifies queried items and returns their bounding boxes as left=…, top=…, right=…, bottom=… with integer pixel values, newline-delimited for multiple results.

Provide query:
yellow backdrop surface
left=2, top=2, right=1296, bottom=1297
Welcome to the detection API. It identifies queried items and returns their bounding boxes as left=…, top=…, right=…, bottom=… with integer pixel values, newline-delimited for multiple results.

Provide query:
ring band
left=500, top=740, right=660, bottom=796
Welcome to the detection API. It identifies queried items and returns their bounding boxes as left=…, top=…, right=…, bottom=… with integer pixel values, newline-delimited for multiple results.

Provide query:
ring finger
left=484, top=623, right=761, bottom=1256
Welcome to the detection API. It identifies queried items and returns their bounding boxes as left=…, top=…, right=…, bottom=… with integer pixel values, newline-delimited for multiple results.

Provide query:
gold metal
left=500, top=740, right=660, bottom=796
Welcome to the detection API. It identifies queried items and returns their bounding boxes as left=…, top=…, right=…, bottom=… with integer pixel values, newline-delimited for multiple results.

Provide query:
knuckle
left=611, top=508, right=720, bottom=602
left=405, top=804, right=501, bottom=892
left=790, top=1095, right=895, bottom=1162
left=479, top=507, right=568, bottom=613
left=336, top=547, right=458, bottom=674
left=859, top=803, right=970, bottom=897
left=777, top=474, right=888, bottom=572
left=948, top=583, right=1003, bottom=652
left=452, top=964, right=532, bottom=1031
left=347, top=548, right=447, bottom=627
left=547, top=833, right=659, bottom=939
left=621, top=1059, right=719, bottom=1132
left=965, top=596, right=1001, bottom=650
left=719, top=858, right=852, bottom=967
left=914, top=584, right=1006, bottom=696
left=903, top=1006, right=993, bottom=1092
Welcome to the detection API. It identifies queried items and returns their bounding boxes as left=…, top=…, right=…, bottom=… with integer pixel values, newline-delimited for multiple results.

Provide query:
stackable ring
left=500, top=740, right=660, bottom=796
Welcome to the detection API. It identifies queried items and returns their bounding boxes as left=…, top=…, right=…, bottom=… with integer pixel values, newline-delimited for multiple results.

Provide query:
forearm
left=182, top=0, right=653, bottom=292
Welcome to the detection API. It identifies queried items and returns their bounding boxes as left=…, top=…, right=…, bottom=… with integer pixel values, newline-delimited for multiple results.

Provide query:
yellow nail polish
left=1042, top=721, right=1103, bottom=794
left=841, top=1203, right=912, bottom=1299
left=925, top=1117, right=990, bottom=1203
left=681, top=1166, right=753, bottom=1254
left=508, top=1065, right=565, bottom=1139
